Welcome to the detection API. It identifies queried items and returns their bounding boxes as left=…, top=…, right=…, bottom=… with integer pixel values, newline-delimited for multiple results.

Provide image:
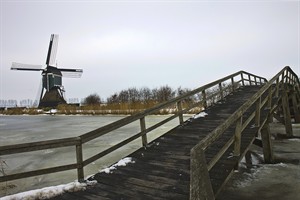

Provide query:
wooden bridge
left=1, top=66, right=299, bottom=199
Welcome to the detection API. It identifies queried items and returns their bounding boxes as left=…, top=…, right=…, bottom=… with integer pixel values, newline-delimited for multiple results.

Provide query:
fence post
left=282, top=86, right=293, bottom=137
left=219, top=83, right=224, bottom=101
left=248, top=74, right=252, bottom=85
left=177, top=101, right=184, bottom=125
left=231, top=77, right=235, bottom=92
left=241, top=73, right=245, bottom=86
left=275, top=77, right=279, bottom=98
left=267, top=87, right=273, bottom=122
left=202, top=90, right=208, bottom=109
left=261, top=113, right=274, bottom=163
left=234, top=116, right=242, bottom=157
left=76, top=142, right=84, bottom=182
left=190, top=146, right=215, bottom=200
left=255, top=97, right=261, bottom=127
left=291, top=89, right=300, bottom=123
left=140, top=117, right=147, bottom=147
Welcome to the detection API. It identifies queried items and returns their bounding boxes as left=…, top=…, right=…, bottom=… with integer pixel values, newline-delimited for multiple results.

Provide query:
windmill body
left=11, top=34, right=83, bottom=108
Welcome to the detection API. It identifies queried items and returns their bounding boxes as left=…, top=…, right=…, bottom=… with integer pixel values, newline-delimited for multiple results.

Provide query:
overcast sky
left=0, top=0, right=299, bottom=102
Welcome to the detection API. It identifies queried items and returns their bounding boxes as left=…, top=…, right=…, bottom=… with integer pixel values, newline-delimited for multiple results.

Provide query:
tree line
left=84, top=85, right=197, bottom=105
left=79, top=82, right=238, bottom=115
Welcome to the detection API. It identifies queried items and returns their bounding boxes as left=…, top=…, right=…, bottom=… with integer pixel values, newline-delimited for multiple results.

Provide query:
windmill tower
left=11, top=34, right=83, bottom=108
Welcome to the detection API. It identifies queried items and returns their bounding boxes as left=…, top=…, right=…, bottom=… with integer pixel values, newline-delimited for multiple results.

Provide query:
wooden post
left=287, top=71, right=291, bottom=84
left=190, top=147, right=215, bottom=200
left=177, top=101, right=184, bottom=125
left=282, top=87, right=293, bottom=137
left=267, top=88, right=273, bottom=122
left=255, top=97, right=261, bottom=127
left=261, top=115, right=274, bottom=163
left=202, top=90, right=208, bottom=109
left=76, top=143, right=84, bottom=182
left=219, top=83, right=224, bottom=101
left=281, top=72, right=285, bottom=85
left=241, top=73, right=245, bottom=86
left=258, top=78, right=261, bottom=85
left=291, top=90, right=300, bottom=123
left=231, top=77, right=235, bottom=92
left=248, top=74, right=252, bottom=85
left=275, top=77, right=279, bottom=98
left=234, top=117, right=242, bottom=156
left=140, top=117, right=147, bottom=147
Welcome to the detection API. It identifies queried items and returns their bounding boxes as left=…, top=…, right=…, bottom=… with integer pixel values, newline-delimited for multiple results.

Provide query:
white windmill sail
left=46, top=34, right=59, bottom=67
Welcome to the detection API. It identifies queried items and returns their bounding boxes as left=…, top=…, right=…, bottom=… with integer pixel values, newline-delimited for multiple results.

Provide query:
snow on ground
left=193, top=111, right=208, bottom=119
left=0, top=157, right=134, bottom=200
left=287, top=138, right=300, bottom=142
left=99, top=157, right=135, bottom=174
left=233, top=162, right=288, bottom=188
left=0, top=180, right=96, bottom=200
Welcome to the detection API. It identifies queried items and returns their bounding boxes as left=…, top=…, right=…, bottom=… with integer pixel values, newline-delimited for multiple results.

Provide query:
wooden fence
left=190, top=66, right=300, bottom=199
left=0, top=70, right=268, bottom=184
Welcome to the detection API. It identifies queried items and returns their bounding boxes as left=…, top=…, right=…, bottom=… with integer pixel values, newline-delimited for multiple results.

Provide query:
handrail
left=0, top=70, right=268, bottom=184
left=190, top=66, right=300, bottom=199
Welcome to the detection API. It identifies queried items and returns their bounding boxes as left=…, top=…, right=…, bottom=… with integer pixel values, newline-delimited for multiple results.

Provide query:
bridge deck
left=52, top=86, right=267, bottom=200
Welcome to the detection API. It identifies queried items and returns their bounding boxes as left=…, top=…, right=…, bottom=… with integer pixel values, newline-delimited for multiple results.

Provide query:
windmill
left=11, top=34, right=83, bottom=108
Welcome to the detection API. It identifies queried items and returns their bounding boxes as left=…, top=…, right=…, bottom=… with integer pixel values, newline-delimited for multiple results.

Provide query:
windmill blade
left=11, top=62, right=43, bottom=71
left=46, top=34, right=59, bottom=66
left=59, top=68, right=83, bottom=78
left=58, top=68, right=83, bottom=72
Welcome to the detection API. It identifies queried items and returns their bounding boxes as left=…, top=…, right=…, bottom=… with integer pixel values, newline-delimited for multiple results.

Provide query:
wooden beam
left=255, top=97, right=261, bottom=127
left=190, top=147, right=215, bottom=200
left=260, top=115, right=274, bottom=163
left=282, top=87, right=293, bottom=137
left=177, top=101, right=184, bottom=125
left=76, top=143, right=84, bottom=182
left=291, top=90, right=300, bottom=123
left=140, top=117, right=147, bottom=147
left=234, top=117, right=242, bottom=156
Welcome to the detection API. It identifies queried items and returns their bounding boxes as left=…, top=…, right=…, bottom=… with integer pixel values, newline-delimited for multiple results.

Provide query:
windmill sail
left=11, top=62, right=43, bottom=71
left=59, top=68, right=83, bottom=78
left=46, top=34, right=59, bottom=67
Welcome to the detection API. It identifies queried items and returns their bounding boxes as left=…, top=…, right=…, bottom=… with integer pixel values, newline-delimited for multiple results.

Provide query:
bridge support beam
left=291, top=90, right=300, bottom=123
left=282, top=87, right=293, bottom=137
left=260, top=119, right=274, bottom=164
left=190, top=147, right=215, bottom=200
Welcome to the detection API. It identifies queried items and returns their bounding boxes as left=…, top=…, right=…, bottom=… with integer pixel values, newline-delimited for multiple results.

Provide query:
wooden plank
left=0, top=137, right=80, bottom=155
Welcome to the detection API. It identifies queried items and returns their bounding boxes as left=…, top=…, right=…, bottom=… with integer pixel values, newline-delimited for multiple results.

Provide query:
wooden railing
left=0, top=70, right=267, bottom=184
left=190, top=66, right=300, bottom=200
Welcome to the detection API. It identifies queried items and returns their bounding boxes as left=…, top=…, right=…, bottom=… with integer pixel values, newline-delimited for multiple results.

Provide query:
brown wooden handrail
left=190, top=66, right=300, bottom=200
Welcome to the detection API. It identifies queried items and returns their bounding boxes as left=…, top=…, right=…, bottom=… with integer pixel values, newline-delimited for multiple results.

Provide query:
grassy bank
left=0, top=102, right=203, bottom=115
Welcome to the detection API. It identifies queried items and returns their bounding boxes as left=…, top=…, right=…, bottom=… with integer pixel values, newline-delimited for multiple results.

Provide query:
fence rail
left=0, top=70, right=268, bottom=183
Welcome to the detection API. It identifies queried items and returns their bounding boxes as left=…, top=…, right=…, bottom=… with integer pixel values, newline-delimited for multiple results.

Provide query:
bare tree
left=83, top=93, right=101, bottom=105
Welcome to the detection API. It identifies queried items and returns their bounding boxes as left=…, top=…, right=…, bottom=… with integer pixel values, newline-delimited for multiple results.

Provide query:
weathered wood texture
left=51, top=86, right=265, bottom=200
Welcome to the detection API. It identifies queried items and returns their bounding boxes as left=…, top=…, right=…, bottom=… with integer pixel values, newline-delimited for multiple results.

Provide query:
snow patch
left=0, top=180, right=96, bottom=200
left=233, top=163, right=289, bottom=188
left=193, top=112, right=208, bottom=119
left=100, top=157, right=135, bottom=174
left=287, top=138, right=300, bottom=142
